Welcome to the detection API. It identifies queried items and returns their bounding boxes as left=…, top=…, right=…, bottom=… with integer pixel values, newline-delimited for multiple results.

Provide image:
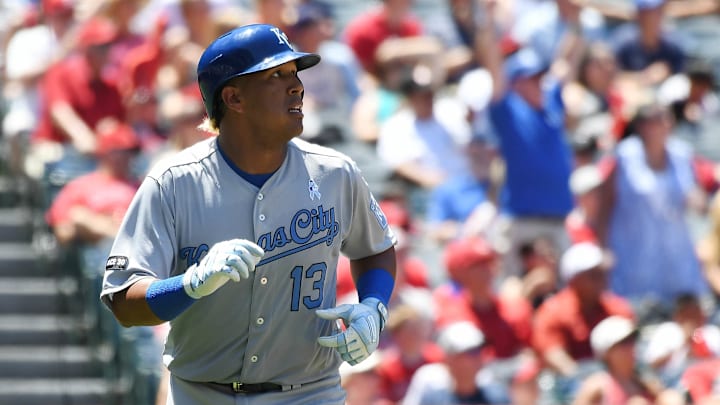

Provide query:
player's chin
left=286, top=118, right=304, bottom=136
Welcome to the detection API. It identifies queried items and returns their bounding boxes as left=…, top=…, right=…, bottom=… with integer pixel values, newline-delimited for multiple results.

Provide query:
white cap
left=437, top=321, right=485, bottom=355
left=590, top=316, right=637, bottom=358
left=569, top=164, right=603, bottom=196
left=457, top=68, right=493, bottom=112
left=642, top=322, right=686, bottom=364
left=560, top=242, right=607, bottom=282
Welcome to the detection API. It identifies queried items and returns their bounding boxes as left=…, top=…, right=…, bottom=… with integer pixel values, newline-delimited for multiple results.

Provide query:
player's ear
left=221, top=84, right=245, bottom=114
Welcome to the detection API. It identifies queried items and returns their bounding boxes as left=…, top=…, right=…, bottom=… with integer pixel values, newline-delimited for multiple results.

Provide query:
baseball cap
left=590, top=316, right=637, bottom=358
left=569, top=164, right=603, bottom=196
left=457, top=68, right=493, bottom=112
left=636, top=0, right=665, bottom=10
left=290, top=1, right=333, bottom=30
left=559, top=242, right=609, bottom=282
left=437, top=321, right=485, bottom=355
left=505, top=47, right=548, bottom=83
left=642, top=321, right=685, bottom=364
left=95, top=121, right=140, bottom=156
left=443, top=237, right=496, bottom=282
left=76, top=18, right=117, bottom=48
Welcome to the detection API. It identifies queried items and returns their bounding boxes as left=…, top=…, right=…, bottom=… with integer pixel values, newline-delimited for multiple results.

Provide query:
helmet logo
left=270, top=27, right=294, bottom=51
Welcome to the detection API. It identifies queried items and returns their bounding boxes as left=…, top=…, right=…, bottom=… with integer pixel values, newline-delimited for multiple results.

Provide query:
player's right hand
left=182, top=239, right=264, bottom=299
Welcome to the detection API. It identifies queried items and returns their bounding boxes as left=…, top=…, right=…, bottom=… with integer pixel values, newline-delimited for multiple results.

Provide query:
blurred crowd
left=3, top=0, right=720, bottom=404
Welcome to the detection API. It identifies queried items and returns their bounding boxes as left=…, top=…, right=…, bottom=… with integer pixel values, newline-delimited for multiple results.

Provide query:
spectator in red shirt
left=343, top=0, right=424, bottom=78
left=45, top=119, right=141, bottom=247
left=434, top=236, right=533, bottom=359
left=532, top=242, right=634, bottom=402
left=680, top=358, right=720, bottom=404
left=566, top=164, right=603, bottom=244
left=32, top=17, right=125, bottom=153
left=375, top=302, right=443, bottom=403
left=29, top=17, right=128, bottom=202
left=433, top=236, right=537, bottom=401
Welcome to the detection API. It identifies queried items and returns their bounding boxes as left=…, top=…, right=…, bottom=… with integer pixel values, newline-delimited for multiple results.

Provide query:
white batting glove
left=182, top=239, right=264, bottom=299
left=316, top=298, right=388, bottom=365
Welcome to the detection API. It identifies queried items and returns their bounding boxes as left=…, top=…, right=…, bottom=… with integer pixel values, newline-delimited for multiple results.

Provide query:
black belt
left=208, top=381, right=285, bottom=394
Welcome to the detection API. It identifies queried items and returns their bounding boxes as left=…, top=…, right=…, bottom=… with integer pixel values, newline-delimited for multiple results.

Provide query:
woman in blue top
left=596, top=101, right=709, bottom=320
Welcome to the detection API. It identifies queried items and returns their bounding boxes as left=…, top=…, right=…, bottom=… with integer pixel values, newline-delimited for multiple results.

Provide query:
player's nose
left=288, top=75, right=304, bottom=96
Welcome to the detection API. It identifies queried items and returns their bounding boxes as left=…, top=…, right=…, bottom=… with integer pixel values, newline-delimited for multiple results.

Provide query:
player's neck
left=217, top=134, right=287, bottom=174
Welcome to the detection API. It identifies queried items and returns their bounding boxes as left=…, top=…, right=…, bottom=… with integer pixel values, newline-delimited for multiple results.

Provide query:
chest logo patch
left=308, top=178, right=322, bottom=201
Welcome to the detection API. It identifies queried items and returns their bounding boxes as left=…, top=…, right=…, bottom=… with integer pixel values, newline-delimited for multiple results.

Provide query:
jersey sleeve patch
left=106, top=256, right=129, bottom=271
left=369, top=197, right=388, bottom=230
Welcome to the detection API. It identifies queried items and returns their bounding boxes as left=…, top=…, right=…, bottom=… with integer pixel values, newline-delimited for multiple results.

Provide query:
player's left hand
left=316, top=298, right=388, bottom=365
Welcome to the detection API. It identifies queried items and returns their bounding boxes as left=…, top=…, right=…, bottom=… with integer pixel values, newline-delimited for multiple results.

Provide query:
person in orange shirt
left=532, top=242, right=634, bottom=403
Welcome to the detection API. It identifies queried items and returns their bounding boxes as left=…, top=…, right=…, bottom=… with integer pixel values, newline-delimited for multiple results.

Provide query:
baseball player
left=100, top=24, right=397, bottom=405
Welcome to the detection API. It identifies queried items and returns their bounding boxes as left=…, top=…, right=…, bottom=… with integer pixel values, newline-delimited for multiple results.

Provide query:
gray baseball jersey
left=100, top=137, right=395, bottom=388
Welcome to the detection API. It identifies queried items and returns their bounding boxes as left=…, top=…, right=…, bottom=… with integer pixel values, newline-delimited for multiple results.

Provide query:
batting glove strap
left=316, top=298, right=387, bottom=366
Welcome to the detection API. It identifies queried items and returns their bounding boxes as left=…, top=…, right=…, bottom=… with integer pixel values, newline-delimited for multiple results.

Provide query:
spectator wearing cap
left=350, top=35, right=444, bottom=145
left=595, top=101, right=709, bottom=317
left=614, top=0, right=686, bottom=86
left=376, top=62, right=472, bottom=192
left=658, top=58, right=718, bottom=130
left=425, top=134, right=501, bottom=245
left=375, top=302, right=443, bottom=403
left=285, top=0, right=361, bottom=145
left=342, top=0, right=424, bottom=79
left=477, top=0, right=586, bottom=280
left=573, top=316, right=680, bottom=405
left=433, top=236, right=535, bottom=400
left=532, top=242, right=634, bottom=402
left=45, top=119, right=141, bottom=248
left=565, top=164, right=603, bottom=244
left=642, top=293, right=720, bottom=388
left=30, top=17, right=126, bottom=190
left=402, top=321, right=508, bottom=405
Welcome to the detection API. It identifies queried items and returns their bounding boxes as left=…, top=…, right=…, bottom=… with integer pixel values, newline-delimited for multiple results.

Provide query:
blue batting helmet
left=197, top=24, right=321, bottom=120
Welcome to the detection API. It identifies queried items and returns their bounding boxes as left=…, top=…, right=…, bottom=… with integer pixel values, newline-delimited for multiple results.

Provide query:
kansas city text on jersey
left=256, top=205, right=339, bottom=266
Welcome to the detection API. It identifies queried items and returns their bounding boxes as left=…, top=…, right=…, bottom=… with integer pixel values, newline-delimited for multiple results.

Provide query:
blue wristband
left=355, top=268, right=395, bottom=307
left=146, top=274, right=196, bottom=321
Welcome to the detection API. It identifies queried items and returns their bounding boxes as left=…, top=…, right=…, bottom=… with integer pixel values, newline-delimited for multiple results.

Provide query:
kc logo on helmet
left=270, top=27, right=294, bottom=50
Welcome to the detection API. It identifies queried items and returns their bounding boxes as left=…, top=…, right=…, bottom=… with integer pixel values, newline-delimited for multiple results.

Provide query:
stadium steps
left=0, top=178, right=123, bottom=405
